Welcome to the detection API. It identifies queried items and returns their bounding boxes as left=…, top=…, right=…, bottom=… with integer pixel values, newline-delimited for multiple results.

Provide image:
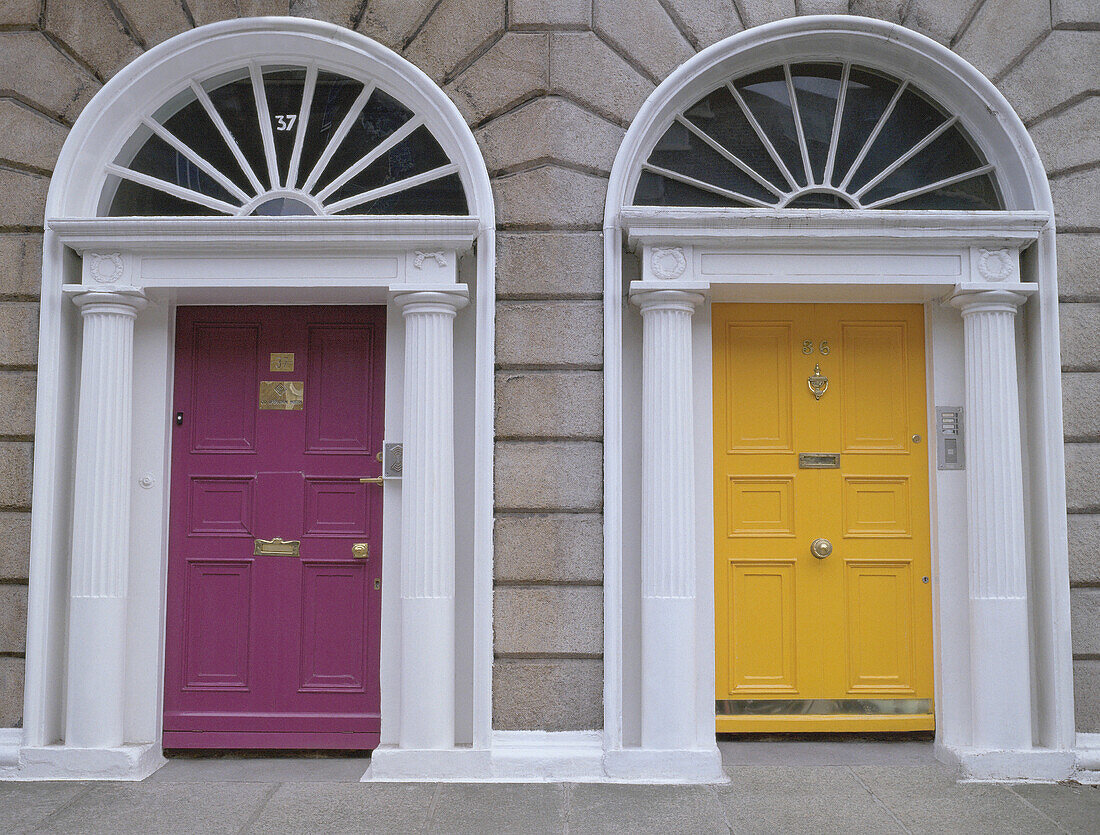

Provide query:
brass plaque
left=799, top=453, right=840, bottom=469
left=259, top=381, right=304, bottom=410
left=253, top=537, right=300, bottom=556
left=270, top=352, right=295, bottom=372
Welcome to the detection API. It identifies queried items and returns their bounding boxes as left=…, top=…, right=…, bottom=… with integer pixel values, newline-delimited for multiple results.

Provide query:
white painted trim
left=2, top=744, right=164, bottom=781
left=0, top=729, right=21, bottom=767
left=603, top=15, right=1074, bottom=783
left=18, top=18, right=496, bottom=780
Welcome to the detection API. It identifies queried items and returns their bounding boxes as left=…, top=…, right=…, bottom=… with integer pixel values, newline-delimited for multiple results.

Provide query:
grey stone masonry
left=0, top=0, right=1097, bottom=737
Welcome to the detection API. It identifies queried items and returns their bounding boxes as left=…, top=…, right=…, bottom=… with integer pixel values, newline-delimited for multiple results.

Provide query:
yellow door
left=714, top=303, right=934, bottom=732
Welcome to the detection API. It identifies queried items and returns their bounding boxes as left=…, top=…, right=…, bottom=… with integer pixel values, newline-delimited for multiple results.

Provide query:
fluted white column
left=393, top=289, right=468, bottom=750
left=65, top=289, right=147, bottom=749
left=632, top=288, right=705, bottom=750
left=950, top=288, right=1032, bottom=750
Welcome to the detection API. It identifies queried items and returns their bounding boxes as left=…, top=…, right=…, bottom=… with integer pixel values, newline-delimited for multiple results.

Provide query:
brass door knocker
left=808, top=363, right=829, bottom=400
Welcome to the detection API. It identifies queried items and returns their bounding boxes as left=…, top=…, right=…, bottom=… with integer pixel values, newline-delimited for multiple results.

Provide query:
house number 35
left=802, top=340, right=831, bottom=355
left=274, top=114, right=297, bottom=131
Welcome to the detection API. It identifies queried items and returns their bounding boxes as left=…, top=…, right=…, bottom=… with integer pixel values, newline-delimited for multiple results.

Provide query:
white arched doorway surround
left=5, top=18, right=497, bottom=780
left=603, top=16, right=1079, bottom=782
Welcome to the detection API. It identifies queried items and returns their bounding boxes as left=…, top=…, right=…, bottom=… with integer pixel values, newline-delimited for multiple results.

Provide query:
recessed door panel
left=182, top=560, right=253, bottom=690
left=165, top=306, right=385, bottom=749
left=715, top=303, right=932, bottom=732
left=298, top=562, right=369, bottom=692
left=304, top=478, right=370, bottom=536
left=727, top=561, right=798, bottom=694
left=188, top=477, right=254, bottom=536
left=305, top=324, right=376, bottom=453
left=727, top=476, right=795, bottom=537
left=842, top=476, right=912, bottom=538
left=723, top=323, right=793, bottom=452
left=189, top=324, right=259, bottom=452
left=841, top=322, right=909, bottom=452
left=845, top=561, right=915, bottom=693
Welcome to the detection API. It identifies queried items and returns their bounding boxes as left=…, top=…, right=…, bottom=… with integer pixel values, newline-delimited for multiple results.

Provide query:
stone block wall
left=0, top=0, right=1096, bottom=734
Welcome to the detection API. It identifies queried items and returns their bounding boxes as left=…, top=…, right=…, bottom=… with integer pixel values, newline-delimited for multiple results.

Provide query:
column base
left=935, top=742, right=1076, bottom=783
left=364, top=746, right=491, bottom=781
left=603, top=746, right=727, bottom=784
left=1, top=742, right=165, bottom=781
left=365, top=735, right=727, bottom=783
left=1074, top=733, right=1100, bottom=785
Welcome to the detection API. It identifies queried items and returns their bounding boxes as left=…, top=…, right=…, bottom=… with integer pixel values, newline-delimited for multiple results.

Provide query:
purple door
left=164, top=306, right=385, bottom=749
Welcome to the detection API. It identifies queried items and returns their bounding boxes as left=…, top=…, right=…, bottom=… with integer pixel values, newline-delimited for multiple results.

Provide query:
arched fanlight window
left=102, top=64, right=469, bottom=216
left=634, top=63, right=1003, bottom=211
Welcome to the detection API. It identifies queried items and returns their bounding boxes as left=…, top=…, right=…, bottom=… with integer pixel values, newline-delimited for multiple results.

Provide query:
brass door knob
left=352, top=543, right=369, bottom=559
left=810, top=538, right=833, bottom=559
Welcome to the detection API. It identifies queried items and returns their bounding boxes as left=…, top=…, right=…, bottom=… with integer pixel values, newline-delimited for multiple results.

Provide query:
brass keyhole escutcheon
left=808, top=364, right=829, bottom=401
left=373, top=578, right=381, bottom=590
left=810, top=538, right=833, bottom=559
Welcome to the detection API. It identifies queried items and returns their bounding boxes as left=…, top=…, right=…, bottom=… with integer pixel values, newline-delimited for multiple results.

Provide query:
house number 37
left=274, top=114, right=297, bottom=131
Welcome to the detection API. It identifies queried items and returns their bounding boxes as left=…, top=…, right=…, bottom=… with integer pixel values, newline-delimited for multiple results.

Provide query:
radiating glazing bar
left=105, top=162, right=239, bottom=214
left=301, top=82, right=375, bottom=194
left=190, top=80, right=265, bottom=195
left=323, top=162, right=459, bottom=214
left=641, top=163, right=773, bottom=208
left=286, top=64, right=318, bottom=190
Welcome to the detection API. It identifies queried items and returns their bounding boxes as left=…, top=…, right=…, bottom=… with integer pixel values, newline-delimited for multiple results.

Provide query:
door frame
left=602, top=16, right=1076, bottom=783
left=13, top=19, right=497, bottom=781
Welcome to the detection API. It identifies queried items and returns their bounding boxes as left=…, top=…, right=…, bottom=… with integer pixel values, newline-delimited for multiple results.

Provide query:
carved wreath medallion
left=977, top=248, right=1013, bottom=282
left=651, top=246, right=687, bottom=280
left=88, top=252, right=125, bottom=284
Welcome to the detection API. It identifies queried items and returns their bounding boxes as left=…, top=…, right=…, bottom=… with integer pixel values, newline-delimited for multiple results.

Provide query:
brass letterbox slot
left=253, top=537, right=300, bottom=556
left=799, top=453, right=840, bottom=469
left=258, top=381, right=304, bottom=410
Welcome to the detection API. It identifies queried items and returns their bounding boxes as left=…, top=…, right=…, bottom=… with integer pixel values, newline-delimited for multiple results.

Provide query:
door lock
left=810, top=538, right=833, bottom=559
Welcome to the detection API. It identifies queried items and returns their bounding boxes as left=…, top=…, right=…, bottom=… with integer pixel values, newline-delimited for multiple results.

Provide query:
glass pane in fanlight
left=335, top=173, right=469, bottom=215
left=294, top=71, right=365, bottom=188
left=785, top=191, right=856, bottom=209
left=847, top=86, right=945, bottom=194
left=888, top=174, right=1001, bottom=210
left=326, top=124, right=450, bottom=205
left=683, top=85, right=788, bottom=191
left=108, top=176, right=220, bottom=216
left=204, top=69, right=269, bottom=190
left=862, top=126, right=991, bottom=206
left=159, top=94, right=255, bottom=196
left=262, top=66, right=307, bottom=187
left=251, top=196, right=316, bottom=216
left=789, top=63, right=843, bottom=184
left=120, top=129, right=238, bottom=205
left=633, top=170, right=752, bottom=208
left=316, top=88, right=415, bottom=194
left=734, top=67, right=807, bottom=187
left=831, top=67, right=900, bottom=188
left=647, top=120, right=778, bottom=205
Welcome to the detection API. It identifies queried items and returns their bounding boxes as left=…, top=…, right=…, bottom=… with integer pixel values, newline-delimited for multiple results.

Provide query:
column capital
left=391, top=285, right=469, bottom=316
left=68, top=287, right=147, bottom=317
left=630, top=287, right=705, bottom=313
left=947, top=287, right=1028, bottom=316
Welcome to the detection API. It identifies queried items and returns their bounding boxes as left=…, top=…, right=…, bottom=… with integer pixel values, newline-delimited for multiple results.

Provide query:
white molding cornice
left=48, top=217, right=480, bottom=254
left=621, top=208, right=1050, bottom=249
